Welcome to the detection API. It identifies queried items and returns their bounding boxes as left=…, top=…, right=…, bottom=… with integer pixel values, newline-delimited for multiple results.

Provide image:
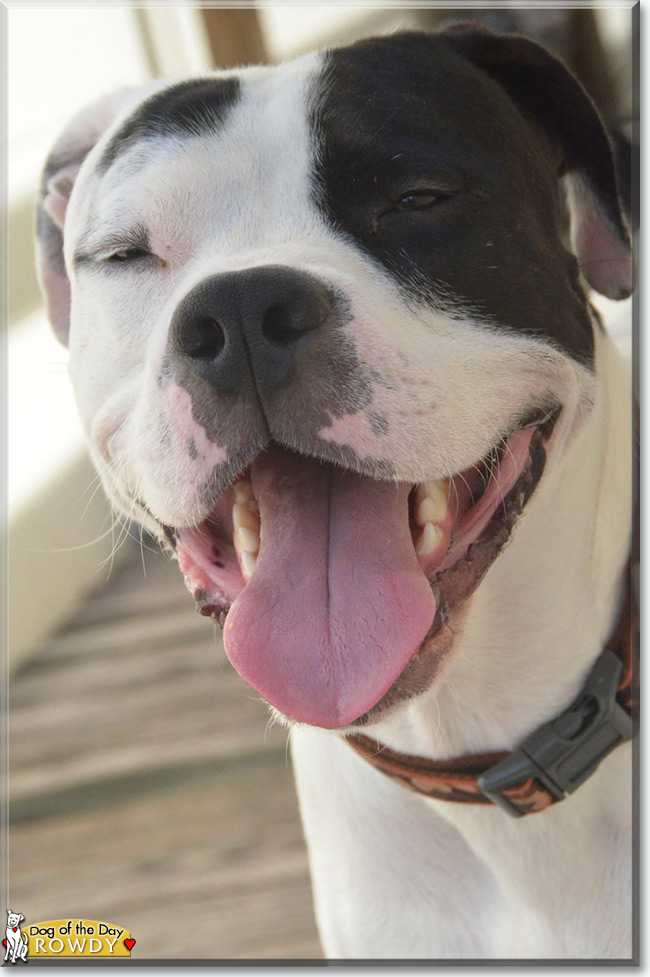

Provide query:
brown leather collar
left=347, top=557, right=638, bottom=817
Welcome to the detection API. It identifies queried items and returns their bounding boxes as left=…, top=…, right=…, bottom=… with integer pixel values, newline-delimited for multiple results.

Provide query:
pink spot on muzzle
left=319, top=412, right=386, bottom=457
left=167, top=383, right=228, bottom=466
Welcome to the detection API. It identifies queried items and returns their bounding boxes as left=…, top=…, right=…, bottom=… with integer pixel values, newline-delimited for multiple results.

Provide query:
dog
left=36, top=27, right=635, bottom=960
left=5, top=912, right=28, bottom=964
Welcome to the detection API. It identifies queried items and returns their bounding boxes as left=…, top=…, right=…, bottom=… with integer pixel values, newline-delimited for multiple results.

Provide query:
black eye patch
left=309, top=33, right=595, bottom=366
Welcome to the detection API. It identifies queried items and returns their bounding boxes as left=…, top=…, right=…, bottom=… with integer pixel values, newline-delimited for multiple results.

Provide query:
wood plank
left=9, top=542, right=323, bottom=960
left=10, top=769, right=322, bottom=959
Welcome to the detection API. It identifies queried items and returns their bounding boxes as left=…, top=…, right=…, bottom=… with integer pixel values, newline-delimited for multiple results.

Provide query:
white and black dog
left=36, top=28, right=635, bottom=960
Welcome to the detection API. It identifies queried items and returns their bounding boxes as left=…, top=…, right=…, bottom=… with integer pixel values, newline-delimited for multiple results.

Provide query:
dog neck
left=368, top=323, right=633, bottom=762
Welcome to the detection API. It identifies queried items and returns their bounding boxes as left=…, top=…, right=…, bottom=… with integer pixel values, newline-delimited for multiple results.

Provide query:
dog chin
left=160, top=409, right=558, bottom=730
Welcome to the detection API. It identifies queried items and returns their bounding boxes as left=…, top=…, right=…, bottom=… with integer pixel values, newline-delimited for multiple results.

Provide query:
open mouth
left=168, top=411, right=557, bottom=729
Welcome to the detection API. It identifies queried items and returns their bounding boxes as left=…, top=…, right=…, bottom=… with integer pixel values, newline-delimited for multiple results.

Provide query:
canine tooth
left=416, top=522, right=443, bottom=556
left=414, top=483, right=428, bottom=505
left=416, top=497, right=439, bottom=527
left=233, top=502, right=260, bottom=532
left=429, top=478, right=450, bottom=508
left=234, top=481, right=254, bottom=503
left=415, top=479, right=450, bottom=526
left=240, top=550, right=257, bottom=580
left=236, top=525, right=260, bottom=554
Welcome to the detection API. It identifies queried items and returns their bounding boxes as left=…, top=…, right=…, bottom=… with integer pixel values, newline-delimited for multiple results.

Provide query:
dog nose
left=168, top=265, right=338, bottom=397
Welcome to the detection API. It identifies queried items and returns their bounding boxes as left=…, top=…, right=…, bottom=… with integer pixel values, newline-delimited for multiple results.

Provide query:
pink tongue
left=223, top=450, right=436, bottom=727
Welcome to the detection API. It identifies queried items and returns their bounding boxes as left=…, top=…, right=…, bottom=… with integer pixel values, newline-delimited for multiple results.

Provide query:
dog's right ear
left=441, top=25, right=633, bottom=301
left=36, top=89, right=142, bottom=346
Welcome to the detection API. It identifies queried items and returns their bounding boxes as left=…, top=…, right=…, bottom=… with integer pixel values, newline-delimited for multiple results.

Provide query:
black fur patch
left=310, top=32, right=598, bottom=364
left=99, top=77, right=240, bottom=171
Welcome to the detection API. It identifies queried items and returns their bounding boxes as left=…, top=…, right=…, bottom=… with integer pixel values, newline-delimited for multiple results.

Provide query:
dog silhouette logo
left=4, top=910, right=28, bottom=964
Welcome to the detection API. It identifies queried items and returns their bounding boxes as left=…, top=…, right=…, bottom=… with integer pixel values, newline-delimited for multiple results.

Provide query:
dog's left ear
left=18, top=915, right=24, bottom=924
left=36, top=88, right=144, bottom=345
left=442, top=26, right=632, bottom=300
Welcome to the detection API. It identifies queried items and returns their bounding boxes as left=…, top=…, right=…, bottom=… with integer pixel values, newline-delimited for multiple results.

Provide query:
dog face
left=6, top=912, right=24, bottom=929
left=37, top=30, right=630, bottom=730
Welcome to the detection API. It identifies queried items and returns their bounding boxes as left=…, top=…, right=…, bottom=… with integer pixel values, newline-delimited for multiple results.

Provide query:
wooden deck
left=9, top=541, right=323, bottom=961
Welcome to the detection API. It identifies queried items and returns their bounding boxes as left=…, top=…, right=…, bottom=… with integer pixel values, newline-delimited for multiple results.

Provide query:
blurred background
left=7, top=3, right=636, bottom=962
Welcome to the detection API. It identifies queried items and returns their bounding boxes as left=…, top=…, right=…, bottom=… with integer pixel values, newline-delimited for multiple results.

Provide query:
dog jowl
left=36, top=34, right=631, bottom=734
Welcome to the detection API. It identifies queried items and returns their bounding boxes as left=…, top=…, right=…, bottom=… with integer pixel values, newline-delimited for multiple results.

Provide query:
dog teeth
left=414, top=479, right=449, bottom=558
left=237, top=526, right=260, bottom=553
left=416, top=521, right=444, bottom=556
left=233, top=479, right=260, bottom=580
left=414, top=479, right=449, bottom=526
left=240, top=550, right=257, bottom=580
left=233, top=501, right=259, bottom=532
left=416, top=496, right=442, bottom=527
left=234, top=480, right=255, bottom=503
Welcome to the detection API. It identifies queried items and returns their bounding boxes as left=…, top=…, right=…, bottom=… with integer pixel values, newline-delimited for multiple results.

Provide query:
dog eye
left=393, top=190, right=440, bottom=211
left=106, top=248, right=151, bottom=263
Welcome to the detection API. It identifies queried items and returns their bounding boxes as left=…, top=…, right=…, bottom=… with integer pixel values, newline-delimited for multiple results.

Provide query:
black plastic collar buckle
left=478, top=651, right=634, bottom=817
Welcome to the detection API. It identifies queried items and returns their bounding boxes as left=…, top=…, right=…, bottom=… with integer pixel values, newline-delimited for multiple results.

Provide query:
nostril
left=262, top=295, right=330, bottom=347
left=179, top=316, right=225, bottom=360
left=262, top=304, right=300, bottom=347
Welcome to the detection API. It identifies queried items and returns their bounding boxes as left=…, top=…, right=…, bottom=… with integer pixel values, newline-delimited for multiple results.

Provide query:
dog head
left=6, top=912, right=24, bottom=929
left=37, top=29, right=631, bottom=729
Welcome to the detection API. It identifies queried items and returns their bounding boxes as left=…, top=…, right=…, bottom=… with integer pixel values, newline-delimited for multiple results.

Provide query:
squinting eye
left=106, top=248, right=151, bottom=263
left=394, top=190, right=439, bottom=211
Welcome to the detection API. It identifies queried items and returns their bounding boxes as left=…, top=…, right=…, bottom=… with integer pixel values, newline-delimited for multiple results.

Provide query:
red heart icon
left=12, top=928, right=17, bottom=933
left=2, top=939, right=6, bottom=947
left=124, top=938, right=135, bottom=951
